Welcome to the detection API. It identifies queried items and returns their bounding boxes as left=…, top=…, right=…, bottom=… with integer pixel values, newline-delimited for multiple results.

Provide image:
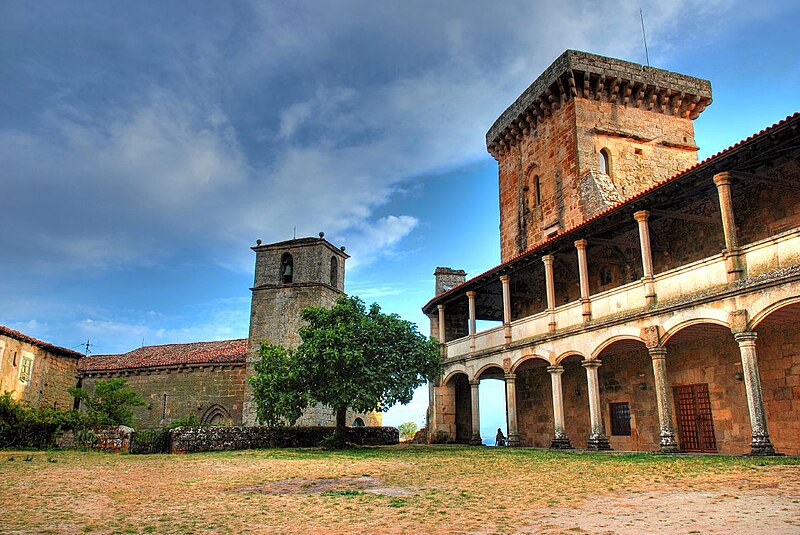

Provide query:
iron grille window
left=609, top=402, right=631, bottom=436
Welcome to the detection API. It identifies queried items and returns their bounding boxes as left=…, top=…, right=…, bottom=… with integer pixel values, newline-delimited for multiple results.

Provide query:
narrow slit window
left=599, top=148, right=612, bottom=176
left=533, top=175, right=541, bottom=206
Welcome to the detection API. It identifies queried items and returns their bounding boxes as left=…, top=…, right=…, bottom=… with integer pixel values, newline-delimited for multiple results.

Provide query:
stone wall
left=169, top=425, right=399, bottom=453
left=80, top=364, right=246, bottom=428
left=0, top=334, right=79, bottom=410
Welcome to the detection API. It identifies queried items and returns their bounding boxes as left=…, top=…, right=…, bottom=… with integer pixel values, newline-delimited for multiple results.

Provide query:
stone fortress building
left=424, top=50, right=800, bottom=455
left=1, top=234, right=380, bottom=429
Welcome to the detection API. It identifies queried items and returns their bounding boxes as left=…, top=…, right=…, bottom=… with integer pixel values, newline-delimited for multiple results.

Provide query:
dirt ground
left=0, top=447, right=797, bottom=535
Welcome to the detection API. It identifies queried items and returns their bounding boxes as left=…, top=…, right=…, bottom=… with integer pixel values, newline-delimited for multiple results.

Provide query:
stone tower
left=242, top=234, right=349, bottom=425
left=486, top=50, right=712, bottom=261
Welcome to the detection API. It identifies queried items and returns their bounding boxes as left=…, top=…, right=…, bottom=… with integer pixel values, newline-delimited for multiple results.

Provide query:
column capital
left=713, top=171, right=732, bottom=187
left=648, top=346, right=668, bottom=360
left=542, top=254, right=554, bottom=266
left=437, top=304, right=445, bottom=312
left=735, top=331, right=758, bottom=344
left=633, top=210, right=650, bottom=222
left=574, top=239, right=588, bottom=250
left=546, top=365, right=565, bottom=375
left=582, top=359, right=602, bottom=369
left=499, top=274, right=510, bottom=283
left=504, top=373, right=516, bottom=381
left=469, top=379, right=480, bottom=387
left=466, top=290, right=476, bottom=299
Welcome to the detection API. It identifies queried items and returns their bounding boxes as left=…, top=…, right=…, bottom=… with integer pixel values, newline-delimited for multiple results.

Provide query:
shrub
left=69, top=378, right=146, bottom=426
left=0, top=392, right=85, bottom=449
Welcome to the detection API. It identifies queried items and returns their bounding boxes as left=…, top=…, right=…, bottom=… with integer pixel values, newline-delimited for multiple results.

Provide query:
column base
left=469, top=434, right=483, bottom=446
left=750, top=436, right=776, bottom=456
left=550, top=436, right=573, bottom=450
left=660, top=432, right=679, bottom=453
left=507, top=434, right=520, bottom=447
left=587, top=434, right=612, bottom=451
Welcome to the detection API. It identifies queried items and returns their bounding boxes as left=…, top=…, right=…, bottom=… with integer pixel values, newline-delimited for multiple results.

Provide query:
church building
left=423, top=50, right=800, bottom=455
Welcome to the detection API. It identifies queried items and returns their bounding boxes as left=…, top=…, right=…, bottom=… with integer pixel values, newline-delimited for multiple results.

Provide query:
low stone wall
left=56, top=425, right=134, bottom=453
left=169, top=426, right=399, bottom=453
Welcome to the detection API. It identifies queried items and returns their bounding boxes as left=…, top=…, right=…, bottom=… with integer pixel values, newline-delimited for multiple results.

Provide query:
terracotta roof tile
left=0, top=324, right=84, bottom=359
left=80, top=338, right=248, bottom=372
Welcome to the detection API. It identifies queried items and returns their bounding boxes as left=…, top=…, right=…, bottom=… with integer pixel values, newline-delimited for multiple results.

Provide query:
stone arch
left=511, top=353, right=550, bottom=373
left=660, top=308, right=730, bottom=343
left=474, top=362, right=505, bottom=381
left=201, top=404, right=232, bottom=426
left=749, top=295, right=800, bottom=330
left=591, top=334, right=646, bottom=360
left=442, top=369, right=468, bottom=386
left=555, top=350, right=586, bottom=364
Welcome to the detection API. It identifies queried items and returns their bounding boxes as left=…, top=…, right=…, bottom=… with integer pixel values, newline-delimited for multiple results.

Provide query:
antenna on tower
left=293, top=225, right=297, bottom=239
left=83, top=339, right=91, bottom=357
left=640, top=8, right=650, bottom=67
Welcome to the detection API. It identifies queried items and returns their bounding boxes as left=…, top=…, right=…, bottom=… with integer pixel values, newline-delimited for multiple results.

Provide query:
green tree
left=249, top=295, right=441, bottom=440
left=69, top=378, right=147, bottom=426
left=398, top=421, right=419, bottom=441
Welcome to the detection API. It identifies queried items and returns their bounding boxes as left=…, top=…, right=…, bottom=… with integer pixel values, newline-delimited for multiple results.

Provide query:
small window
left=352, top=417, right=365, bottom=427
left=533, top=175, right=541, bottom=206
left=18, top=353, right=34, bottom=384
left=609, top=402, right=631, bottom=436
left=280, top=252, right=293, bottom=284
left=600, top=266, right=613, bottom=286
left=330, top=256, right=338, bottom=287
left=599, top=148, right=612, bottom=177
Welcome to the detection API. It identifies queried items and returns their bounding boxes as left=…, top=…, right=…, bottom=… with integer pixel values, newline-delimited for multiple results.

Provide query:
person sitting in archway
left=495, top=428, right=506, bottom=447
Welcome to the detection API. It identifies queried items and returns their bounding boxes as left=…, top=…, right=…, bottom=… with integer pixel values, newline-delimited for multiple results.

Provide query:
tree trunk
left=335, top=406, right=347, bottom=434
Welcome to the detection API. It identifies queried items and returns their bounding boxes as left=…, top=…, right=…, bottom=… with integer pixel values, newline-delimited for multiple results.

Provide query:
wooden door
left=673, top=383, right=717, bottom=453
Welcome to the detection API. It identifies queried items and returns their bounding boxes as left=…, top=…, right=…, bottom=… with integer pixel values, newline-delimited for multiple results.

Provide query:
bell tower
left=242, top=233, right=349, bottom=425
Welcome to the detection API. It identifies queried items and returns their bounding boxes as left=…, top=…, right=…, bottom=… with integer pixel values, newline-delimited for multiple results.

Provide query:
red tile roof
left=80, top=338, right=248, bottom=372
left=0, top=324, right=84, bottom=359
left=423, top=111, right=800, bottom=314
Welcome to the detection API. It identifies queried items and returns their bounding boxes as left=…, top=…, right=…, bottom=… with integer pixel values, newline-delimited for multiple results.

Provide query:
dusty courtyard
left=0, top=446, right=797, bottom=535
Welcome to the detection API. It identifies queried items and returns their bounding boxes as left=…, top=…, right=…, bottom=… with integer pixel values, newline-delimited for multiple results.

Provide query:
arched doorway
left=663, top=321, right=744, bottom=454
left=513, top=356, right=551, bottom=447
left=442, top=372, right=472, bottom=444
left=559, top=354, right=590, bottom=448
left=476, top=365, right=506, bottom=446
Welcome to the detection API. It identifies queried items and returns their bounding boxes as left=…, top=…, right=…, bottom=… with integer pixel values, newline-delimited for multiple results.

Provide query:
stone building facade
left=424, top=50, right=800, bottom=456
left=3, top=235, right=380, bottom=429
left=0, top=325, right=83, bottom=410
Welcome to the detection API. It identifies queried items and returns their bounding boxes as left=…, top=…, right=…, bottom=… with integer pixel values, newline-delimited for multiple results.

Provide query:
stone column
left=713, top=172, right=745, bottom=280
left=437, top=304, right=446, bottom=344
left=648, top=347, right=678, bottom=452
left=575, top=239, right=591, bottom=322
left=467, top=291, right=476, bottom=351
left=734, top=332, right=775, bottom=455
left=542, top=255, right=557, bottom=332
left=634, top=210, right=656, bottom=305
left=500, top=275, right=512, bottom=343
left=583, top=359, right=611, bottom=450
left=547, top=365, right=572, bottom=449
left=504, top=373, right=520, bottom=446
left=469, top=380, right=482, bottom=445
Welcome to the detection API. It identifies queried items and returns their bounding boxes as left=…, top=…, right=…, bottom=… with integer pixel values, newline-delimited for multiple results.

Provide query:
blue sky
left=2, top=1, right=798, bottom=433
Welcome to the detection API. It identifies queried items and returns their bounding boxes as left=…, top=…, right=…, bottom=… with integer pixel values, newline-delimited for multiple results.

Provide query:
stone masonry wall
left=574, top=98, right=698, bottom=202
left=498, top=100, right=578, bottom=261
left=0, top=335, right=78, bottom=410
left=81, top=364, right=246, bottom=428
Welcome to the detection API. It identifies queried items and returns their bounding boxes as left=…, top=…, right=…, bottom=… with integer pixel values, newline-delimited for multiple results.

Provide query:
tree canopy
left=249, top=295, right=441, bottom=431
left=69, top=378, right=146, bottom=426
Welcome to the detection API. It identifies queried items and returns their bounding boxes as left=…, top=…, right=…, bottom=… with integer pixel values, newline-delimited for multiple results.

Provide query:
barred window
left=609, top=402, right=631, bottom=436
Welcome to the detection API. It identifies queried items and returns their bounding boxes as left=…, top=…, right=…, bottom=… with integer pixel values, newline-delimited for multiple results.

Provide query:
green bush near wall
left=0, top=392, right=84, bottom=449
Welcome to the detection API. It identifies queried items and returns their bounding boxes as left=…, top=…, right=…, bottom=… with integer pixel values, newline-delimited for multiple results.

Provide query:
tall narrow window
left=330, top=256, right=338, bottom=287
left=533, top=175, right=541, bottom=206
left=280, top=252, right=294, bottom=284
left=599, top=148, right=612, bottom=177
left=609, top=402, right=631, bottom=436
left=18, top=353, right=34, bottom=384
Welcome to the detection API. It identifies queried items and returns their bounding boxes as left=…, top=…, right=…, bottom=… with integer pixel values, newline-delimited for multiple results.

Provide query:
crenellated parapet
left=486, top=50, right=712, bottom=159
